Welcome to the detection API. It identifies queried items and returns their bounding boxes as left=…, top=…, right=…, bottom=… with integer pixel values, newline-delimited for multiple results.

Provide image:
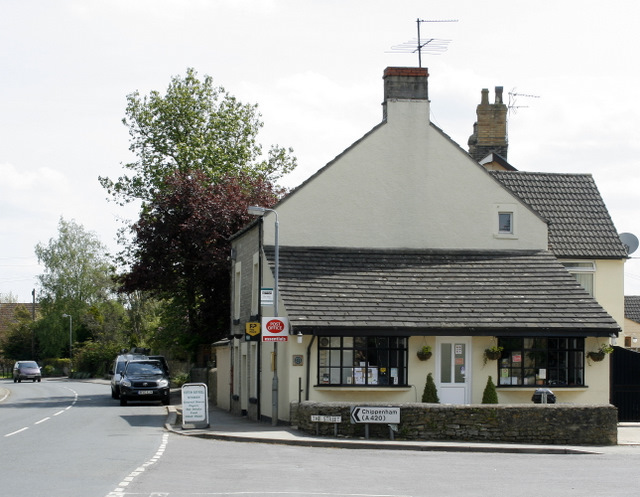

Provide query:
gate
left=610, top=346, right=640, bottom=421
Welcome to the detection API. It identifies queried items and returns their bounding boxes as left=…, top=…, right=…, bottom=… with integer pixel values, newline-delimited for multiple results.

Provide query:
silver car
left=13, top=361, right=41, bottom=383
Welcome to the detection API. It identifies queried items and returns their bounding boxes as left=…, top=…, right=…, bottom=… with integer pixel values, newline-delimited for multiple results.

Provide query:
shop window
left=317, top=336, right=408, bottom=386
left=497, top=337, right=585, bottom=387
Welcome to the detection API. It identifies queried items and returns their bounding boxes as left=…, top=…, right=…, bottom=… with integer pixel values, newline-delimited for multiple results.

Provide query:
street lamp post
left=62, top=314, right=72, bottom=365
left=248, top=205, right=279, bottom=426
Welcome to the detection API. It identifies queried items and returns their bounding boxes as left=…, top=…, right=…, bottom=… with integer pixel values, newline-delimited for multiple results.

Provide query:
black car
left=13, top=361, right=41, bottom=383
left=118, top=359, right=170, bottom=406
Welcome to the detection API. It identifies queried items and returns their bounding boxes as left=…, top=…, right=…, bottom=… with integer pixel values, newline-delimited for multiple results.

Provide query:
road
left=0, top=378, right=167, bottom=497
left=3, top=378, right=640, bottom=497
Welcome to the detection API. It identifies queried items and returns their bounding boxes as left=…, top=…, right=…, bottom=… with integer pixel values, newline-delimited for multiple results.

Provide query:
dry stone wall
left=291, top=402, right=618, bottom=446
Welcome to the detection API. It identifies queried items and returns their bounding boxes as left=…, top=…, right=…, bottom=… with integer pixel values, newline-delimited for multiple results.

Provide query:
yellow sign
left=245, top=322, right=261, bottom=336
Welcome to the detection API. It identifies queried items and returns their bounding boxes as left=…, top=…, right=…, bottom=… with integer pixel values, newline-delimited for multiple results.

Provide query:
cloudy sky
left=2, top=0, right=640, bottom=302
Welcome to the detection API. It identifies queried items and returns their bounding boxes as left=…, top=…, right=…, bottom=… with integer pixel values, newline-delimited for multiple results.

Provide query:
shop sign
left=261, top=316, right=289, bottom=341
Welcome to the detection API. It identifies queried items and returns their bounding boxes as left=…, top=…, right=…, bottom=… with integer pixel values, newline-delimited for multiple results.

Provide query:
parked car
left=109, top=353, right=147, bottom=399
left=13, top=361, right=41, bottom=383
left=118, top=359, right=170, bottom=406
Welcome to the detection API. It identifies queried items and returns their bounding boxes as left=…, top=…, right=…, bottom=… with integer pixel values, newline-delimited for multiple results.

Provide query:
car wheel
left=33, top=378, right=36, bottom=382
left=37, top=378, right=41, bottom=382
left=18, top=379, right=21, bottom=383
left=111, top=388, right=118, bottom=399
left=13, top=377, right=16, bottom=383
left=162, top=395, right=170, bottom=406
left=119, top=396, right=127, bottom=406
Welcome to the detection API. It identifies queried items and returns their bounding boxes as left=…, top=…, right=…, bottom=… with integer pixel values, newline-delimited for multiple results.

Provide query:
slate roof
left=490, top=171, right=627, bottom=259
left=265, top=246, right=620, bottom=336
left=625, top=296, right=640, bottom=323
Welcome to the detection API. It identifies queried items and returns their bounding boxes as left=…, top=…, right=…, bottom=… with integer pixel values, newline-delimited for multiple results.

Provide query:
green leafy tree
left=482, top=375, right=499, bottom=404
left=99, top=67, right=296, bottom=206
left=101, top=69, right=296, bottom=355
left=34, top=218, right=119, bottom=357
left=2, top=305, right=37, bottom=360
left=422, top=372, right=440, bottom=403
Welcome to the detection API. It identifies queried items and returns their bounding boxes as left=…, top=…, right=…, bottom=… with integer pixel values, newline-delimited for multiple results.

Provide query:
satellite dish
left=620, top=232, right=639, bottom=255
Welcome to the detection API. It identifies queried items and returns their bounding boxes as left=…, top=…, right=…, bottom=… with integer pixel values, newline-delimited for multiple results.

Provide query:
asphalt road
left=0, top=378, right=168, bottom=497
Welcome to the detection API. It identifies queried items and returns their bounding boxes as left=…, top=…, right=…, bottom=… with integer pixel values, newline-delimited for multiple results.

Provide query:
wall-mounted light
left=297, top=331, right=303, bottom=344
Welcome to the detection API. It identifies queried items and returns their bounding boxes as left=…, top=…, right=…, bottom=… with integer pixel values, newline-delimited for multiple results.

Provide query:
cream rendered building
left=221, top=67, right=624, bottom=423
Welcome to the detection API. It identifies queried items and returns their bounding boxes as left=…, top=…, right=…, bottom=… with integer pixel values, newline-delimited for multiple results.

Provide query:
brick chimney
left=382, top=67, right=429, bottom=120
left=468, top=87, right=508, bottom=162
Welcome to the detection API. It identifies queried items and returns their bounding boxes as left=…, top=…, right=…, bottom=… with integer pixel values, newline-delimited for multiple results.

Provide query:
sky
left=2, top=0, right=640, bottom=302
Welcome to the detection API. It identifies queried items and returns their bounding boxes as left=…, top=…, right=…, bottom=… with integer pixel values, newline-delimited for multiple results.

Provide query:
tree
left=2, top=305, right=36, bottom=360
left=101, top=69, right=296, bottom=355
left=34, top=218, right=118, bottom=357
left=120, top=170, right=283, bottom=347
left=99, top=68, right=296, bottom=206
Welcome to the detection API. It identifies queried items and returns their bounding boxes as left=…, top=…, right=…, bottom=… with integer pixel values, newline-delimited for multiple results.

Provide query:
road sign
left=261, top=316, right=289, bottom=341
left=261, top=288, right=274, bottom=306
left=311, top=415, right=342, bottom=423
left=350, top=406, right=400, bottom=424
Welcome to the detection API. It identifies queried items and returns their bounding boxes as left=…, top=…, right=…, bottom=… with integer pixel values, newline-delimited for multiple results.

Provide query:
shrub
left=482, top=375, right=499, bottom=404
left=422, top=372, right=439, bottom=403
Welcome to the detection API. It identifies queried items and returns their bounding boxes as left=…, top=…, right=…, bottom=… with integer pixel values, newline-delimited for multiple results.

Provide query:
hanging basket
left=484, top=349, right=502, bottom=361
left=587, top=351, right=606, bottom=362
left=417, top=350, right=432, bottom=361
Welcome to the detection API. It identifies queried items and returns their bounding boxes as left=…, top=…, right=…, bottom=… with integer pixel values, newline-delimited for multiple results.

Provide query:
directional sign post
left=350, top=406, right=400, bottom=424
left=350, top=406, right=401, bottom=440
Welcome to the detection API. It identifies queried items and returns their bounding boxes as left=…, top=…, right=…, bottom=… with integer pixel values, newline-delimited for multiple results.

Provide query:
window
left=498, top=337, right=585, bottom=387
left=498, top=212, right=513, bottom=234
left=317, top=336, right=407, bottom=386
left=251, top=253, right=260, bottom=317
left=562, top=261, right=595, bottom=296
left=233, top=262, right=242, bottom=321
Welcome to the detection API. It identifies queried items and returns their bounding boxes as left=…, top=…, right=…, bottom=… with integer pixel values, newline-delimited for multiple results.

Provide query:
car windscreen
left=125, top=362, right=163, bottom=376
left=20, top=362, right=38, bottom=368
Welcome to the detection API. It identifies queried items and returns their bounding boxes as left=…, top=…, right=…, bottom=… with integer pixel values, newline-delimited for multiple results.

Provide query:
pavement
left=4, top=378, right=640, bottom=455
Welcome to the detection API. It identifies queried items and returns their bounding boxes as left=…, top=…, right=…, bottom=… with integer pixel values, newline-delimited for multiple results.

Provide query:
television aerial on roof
left=388, top=18, right=458, bottom=68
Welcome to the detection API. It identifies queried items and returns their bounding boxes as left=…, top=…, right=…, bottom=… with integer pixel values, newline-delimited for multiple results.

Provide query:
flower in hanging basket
left=483, top=345, right=503, bottom=364
left=587, top=344, right=613, bottom=363
left=417, top=345, right=432, bottom=361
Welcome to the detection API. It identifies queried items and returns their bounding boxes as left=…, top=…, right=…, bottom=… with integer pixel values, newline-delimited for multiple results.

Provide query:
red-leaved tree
left=120, top=170, right=284, bottom=348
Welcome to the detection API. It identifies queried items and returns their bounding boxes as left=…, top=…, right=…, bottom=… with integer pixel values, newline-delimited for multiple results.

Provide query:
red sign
left=261, top=317, right=289, bottom=341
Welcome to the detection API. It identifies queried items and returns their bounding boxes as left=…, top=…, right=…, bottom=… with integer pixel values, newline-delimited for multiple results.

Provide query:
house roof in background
left=625, top=296, right=640, bottom=323
left=0, top=302, right=38, bottom=337
left=266, top=246, right=619, bottom=336
left=491, top=171, right=627, bottom=259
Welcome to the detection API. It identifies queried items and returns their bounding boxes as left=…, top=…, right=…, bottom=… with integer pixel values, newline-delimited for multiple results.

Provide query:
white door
left=436, top=337, right=471, bottom=404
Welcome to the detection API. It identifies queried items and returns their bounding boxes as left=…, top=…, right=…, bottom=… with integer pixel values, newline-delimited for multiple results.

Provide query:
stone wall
left=291, top=402, right=618, bottom=446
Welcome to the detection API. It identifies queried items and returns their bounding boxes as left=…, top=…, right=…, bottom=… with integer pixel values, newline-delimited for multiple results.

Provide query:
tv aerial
left=508, top=89, right=540, bottom=116
left=389, top=18, right=458, bottom=68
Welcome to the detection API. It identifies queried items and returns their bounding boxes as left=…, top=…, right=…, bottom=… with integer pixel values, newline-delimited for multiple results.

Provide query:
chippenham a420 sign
left=261, top=317, right=290, bottom=342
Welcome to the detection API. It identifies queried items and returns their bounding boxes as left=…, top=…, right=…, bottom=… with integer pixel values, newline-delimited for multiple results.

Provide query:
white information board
left=181, top=383, right=209, bottom=429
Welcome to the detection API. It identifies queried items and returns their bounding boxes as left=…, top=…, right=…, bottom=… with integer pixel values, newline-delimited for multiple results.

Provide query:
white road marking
left=5, top=427, right=29, bottom=437
left=2, top=384, right=78, bottom=437
left=105, top=433, right=170, bottom=497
